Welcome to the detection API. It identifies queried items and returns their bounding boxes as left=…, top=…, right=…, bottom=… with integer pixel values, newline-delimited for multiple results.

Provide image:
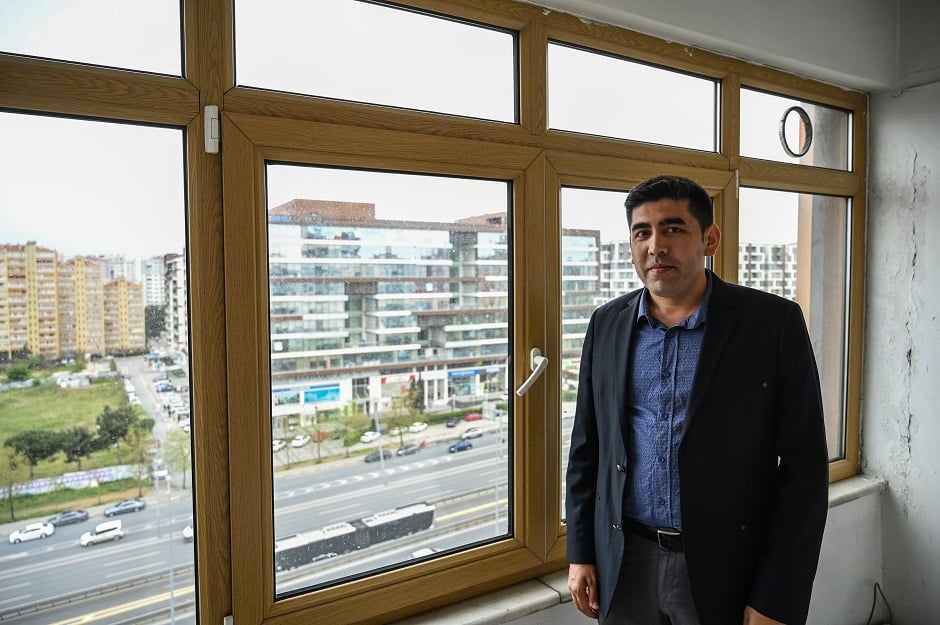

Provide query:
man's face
left=628, top=198, right=720, bottom=301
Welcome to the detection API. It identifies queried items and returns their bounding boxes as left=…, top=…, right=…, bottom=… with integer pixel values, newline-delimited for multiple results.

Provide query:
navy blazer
left=565, top=272, right=828, bottom=625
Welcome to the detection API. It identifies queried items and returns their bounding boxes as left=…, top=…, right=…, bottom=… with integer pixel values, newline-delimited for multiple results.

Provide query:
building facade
left=0, top=242, right=146, bottom=360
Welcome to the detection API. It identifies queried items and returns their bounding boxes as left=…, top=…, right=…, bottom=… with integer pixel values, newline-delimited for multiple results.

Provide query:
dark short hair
left=623, top=175, right=713, bottom=231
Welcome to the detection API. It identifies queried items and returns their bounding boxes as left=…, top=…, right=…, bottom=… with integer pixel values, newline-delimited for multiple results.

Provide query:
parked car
left=272, top=439, right=287, bottom=452
left=104, top=498, right=146, bottom=517
left=290, top=434, right=311, bottom=447
left=9, top=522, right=55, bottom=544
left=182, top=524, right=194, bottom=542
left=396, top=443, right=421, bottom=456
left=80, top=520, right=124, bottom=547
left=408, top=421, right=429, bottom=433
left=365, top=449, right=393, bottom=463
left=461, top=427, right=484, bottom=440
left=446, top=418, right=460, bottom=428
left=47, top=510, right=89, bottom=527
left=449, top=440, right=473, bottom=453
left=388, top=426, right=406, bottom=436
left=360, top=430, right=381, bottom=444
left=464, top=412, right=484, bottom=421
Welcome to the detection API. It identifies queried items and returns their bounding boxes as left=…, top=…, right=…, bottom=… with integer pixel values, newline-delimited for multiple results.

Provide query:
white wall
left=864, top=80, right=940, bottom=625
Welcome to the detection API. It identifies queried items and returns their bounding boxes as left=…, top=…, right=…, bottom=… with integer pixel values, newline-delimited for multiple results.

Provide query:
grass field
left=0, top=376, right=129, bottom=478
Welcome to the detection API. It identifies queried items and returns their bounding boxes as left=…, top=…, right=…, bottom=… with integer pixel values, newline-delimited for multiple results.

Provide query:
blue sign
left=448, top=369, right=479, bottom=379
left=304, top=385, right=340, bottom=403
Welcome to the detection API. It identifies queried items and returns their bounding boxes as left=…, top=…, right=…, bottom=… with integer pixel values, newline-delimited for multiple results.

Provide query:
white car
left=9, top=522, right=55, bottom=544
left=408, top=421, right=429, bottom=433
left=272, top=439, right=287, bottom=452
left=461, top=427, right=484, bottom=440
left=182, top=524, right=194, bottom=542
left=360, top=430, right=381, bottom=444
left=290, top=434, right=311, bottom=447
left=80, top=520, right=124, bottom=547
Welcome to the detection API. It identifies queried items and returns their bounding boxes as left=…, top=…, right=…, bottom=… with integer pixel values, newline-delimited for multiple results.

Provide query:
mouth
left=647, top=263, right=673, bottom=274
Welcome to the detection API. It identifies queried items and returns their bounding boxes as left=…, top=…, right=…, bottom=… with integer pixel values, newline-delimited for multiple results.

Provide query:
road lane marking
left=46, top=584, right=195, bottom=625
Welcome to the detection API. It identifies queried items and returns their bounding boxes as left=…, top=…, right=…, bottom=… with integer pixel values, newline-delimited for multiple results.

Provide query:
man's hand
left=743, top=605, right=785, bottom=625
left=568, top=563, right=600, bottom=620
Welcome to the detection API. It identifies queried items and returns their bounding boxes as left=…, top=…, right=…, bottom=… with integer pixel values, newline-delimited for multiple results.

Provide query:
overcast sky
left=0, top=0, right=803, bottom=262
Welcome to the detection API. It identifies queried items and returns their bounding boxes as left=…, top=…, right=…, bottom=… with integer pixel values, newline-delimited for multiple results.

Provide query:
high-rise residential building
left=0, top=241, right=145, bottom=360
left=141, top=255, right=167, bottom=307
left=104, top=276, right=146, bottom=353
left=739, top=242, right=798, bottom=300
left=164, top=252, right=188, bottom=354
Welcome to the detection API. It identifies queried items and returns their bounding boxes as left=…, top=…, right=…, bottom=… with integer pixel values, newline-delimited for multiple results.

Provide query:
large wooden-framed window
left=0, top=1, right=866, bottom=625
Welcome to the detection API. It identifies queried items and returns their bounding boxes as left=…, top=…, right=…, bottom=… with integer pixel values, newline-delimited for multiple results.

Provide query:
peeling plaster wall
left=865, top=81, right=940, bottom=623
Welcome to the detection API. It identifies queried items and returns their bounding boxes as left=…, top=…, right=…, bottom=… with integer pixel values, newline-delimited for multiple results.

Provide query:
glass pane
left=741, top=88, right=850, bottom=170
left=0, top=113, right=193, bottom=623
left=235, top=0, right=517, bottom=123
left=266, top=165, right=511, bottom=596
left=739, top=188, right=848, bottom=460
left=559, top=187, right=632, bottom=518
left=548, top=42, right=717, bottom=151
left=0, top=0, right=182, bottom=75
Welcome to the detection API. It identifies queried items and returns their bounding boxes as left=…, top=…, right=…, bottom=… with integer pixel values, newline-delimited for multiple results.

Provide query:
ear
left=703, top=224, right=721, bottom=256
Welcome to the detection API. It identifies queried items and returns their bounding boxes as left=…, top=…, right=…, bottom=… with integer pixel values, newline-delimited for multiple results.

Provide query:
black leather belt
left=624, top=518, right=684, bottom=552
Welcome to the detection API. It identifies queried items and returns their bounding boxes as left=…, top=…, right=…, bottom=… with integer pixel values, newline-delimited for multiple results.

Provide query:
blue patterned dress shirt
left=622, top=276, right=712, bottom=530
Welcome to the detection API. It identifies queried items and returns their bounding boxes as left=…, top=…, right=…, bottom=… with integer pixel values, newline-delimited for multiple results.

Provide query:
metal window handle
left=515, top=348, right=548, bottom=397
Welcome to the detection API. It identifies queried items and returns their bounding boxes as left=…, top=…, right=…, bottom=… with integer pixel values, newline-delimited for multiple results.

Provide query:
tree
left=96, top=405, right=139, bottom=447
left=4, top=430, right=59, bottom=478
left=145, top=305, right=166, bottom=339
left=123, top=418, right=155, bottom=496
left=4, top=363, right=31, bottom=383
left=335, top=404, right=371, bottom=458
left=0, top=447, right=30, bottom=522
left=405, top=376, right=426, bottom=418
left=164, top=427, right=192, bottom=489
left=58, top=427, right=98, bottom=470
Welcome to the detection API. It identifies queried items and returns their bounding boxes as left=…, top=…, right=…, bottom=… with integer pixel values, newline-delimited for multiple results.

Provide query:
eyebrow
left=631, top=216, right=688, bottom=232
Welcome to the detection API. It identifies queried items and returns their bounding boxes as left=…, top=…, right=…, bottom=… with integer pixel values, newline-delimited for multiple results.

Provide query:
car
left=388, top=426, right=406, bottom=436
left=104, top=498, right=146, bottom=516
left=80, top=520, right=124, bottom=547
left=360, top=430, right=381, bottom=444
left=408, top=421, right=428, bottom=433
left=182, top=524, right=194, bottom=542
left=272, top=439, right=287, bottom=452
left=461, top=427, right=483, bottom=440
left=446, top=417, right=459, bottom=428
left=464, top=412, right=484, bottom=421
left=8, top=522, right=55, bottom=544
left=47, top=509, right=89, bottom=526
left=449, top=440, right=473, bottom=453
left=290, top=434, right=311, bottom=447
left=364, top=449, right=392, bottom=463
left=396, top=443, right=421, bottom=456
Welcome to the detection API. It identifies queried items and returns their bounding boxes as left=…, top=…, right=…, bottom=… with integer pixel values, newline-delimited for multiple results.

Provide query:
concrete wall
left=864, top=80, right=940, bottom=625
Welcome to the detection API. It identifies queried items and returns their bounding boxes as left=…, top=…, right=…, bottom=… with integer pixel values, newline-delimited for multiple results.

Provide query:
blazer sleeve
left=749, top=303, right=829, bottom=625
left=565, top=309, right=600, bottom=564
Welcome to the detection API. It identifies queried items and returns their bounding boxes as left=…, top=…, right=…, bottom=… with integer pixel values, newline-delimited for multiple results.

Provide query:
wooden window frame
left=0, top=1, right=867, bottom=624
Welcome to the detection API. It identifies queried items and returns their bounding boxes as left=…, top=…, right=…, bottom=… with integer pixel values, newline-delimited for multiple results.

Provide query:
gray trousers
left=599, top=532, right=701, bottom=625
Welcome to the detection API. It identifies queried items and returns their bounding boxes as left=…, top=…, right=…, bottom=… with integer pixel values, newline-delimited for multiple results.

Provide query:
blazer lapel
left=615, top=294, right=641, bottom=432
left=685, top=275, right=737, bottom=434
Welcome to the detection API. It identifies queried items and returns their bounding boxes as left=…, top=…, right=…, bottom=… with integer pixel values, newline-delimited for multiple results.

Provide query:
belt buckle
left=656, top=527, right=680, bottom=551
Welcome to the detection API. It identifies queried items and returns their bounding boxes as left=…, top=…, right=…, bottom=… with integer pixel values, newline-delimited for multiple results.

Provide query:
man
left=565, top=175, right=828, bottom=625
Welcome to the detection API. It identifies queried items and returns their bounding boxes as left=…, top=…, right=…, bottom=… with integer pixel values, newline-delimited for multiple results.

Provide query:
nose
left=647, top=233, right=666, bottom=256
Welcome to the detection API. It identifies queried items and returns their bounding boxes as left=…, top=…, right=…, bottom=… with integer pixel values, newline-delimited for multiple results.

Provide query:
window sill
left=391, top=475, right=886, bottom=625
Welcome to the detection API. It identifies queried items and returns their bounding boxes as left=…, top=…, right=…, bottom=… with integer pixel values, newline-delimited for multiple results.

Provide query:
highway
left=0, top=353, right=577, bottom=624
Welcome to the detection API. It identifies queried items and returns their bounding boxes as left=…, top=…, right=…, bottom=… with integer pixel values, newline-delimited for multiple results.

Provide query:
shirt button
left=658, top=497, right=666, bottom=506
left=658, top=456, right=666, bottom=463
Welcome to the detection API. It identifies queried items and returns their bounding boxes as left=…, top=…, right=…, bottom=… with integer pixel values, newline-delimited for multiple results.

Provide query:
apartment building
left=0, top=241, right=145, bottom=360
left=163, top=252, right=188, bottom=354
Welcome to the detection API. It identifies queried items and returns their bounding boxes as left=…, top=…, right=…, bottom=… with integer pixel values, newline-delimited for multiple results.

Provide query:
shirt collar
left=637, top=270, right=713, bottom=329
